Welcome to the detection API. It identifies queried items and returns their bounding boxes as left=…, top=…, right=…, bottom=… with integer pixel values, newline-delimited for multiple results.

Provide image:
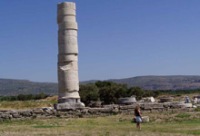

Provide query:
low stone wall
left=0, top=103, right=194, bottom=121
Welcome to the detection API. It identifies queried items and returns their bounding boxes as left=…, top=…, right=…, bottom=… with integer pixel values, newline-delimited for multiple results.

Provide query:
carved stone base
left=54, top=98, right=85, bottom=110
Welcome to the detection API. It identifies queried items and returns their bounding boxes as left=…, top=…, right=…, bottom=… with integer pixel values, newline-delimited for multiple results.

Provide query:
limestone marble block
left=58, top=30, right=78, bottom=54
left=56, top=2, right=84, bottom=109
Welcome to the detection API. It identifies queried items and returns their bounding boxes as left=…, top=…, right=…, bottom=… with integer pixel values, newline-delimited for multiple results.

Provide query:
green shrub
left=175, top=113, right=191, bottom=118
left=0, top=93, right=49, bottom=101
left=194, top=107, right=200, bottom=112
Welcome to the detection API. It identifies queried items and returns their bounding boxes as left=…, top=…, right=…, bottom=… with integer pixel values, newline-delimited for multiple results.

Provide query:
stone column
left=55, top=2, right=84, bottom=109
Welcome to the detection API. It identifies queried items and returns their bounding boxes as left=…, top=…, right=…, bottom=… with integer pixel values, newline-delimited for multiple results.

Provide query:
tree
left=95, top=81, right=112, bottom=88
left=97, top=81, right=128, bottom=104
left=79, top=84, right=99, bottom=106
left=127, top=87, right=144, bottom=100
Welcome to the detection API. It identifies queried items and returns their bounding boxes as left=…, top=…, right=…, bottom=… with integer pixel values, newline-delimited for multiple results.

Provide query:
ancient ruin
left=55, top=2, right=84, bottom=109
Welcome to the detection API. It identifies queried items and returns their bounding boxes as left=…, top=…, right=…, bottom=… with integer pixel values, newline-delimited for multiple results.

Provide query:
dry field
left=0, top=96, right=200, bottom=136
left=0, top=111, right=200, bottom=136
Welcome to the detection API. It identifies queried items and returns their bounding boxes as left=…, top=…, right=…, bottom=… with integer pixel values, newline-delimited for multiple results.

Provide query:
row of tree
left=0, top=93, right=49, bottom=101
left=79, top=81, right=160, bottom=106
left=2, top=81, right=199, bottom=106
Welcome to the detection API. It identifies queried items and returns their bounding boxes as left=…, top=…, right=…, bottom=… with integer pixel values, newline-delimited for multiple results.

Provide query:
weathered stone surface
left=19, top=110, right=32, bottom=117
left=88, top=101, right=102, bottom=108
left=103, top=104, right=119, bottom=109
left=43, top=108, right=55, bottom=115
left=57, top=2, right=84, bottom=109
left=0, top=113, right=11, bottom=119
left=55, top=102, right=84, bottom=110
left=119, top=104, right=136, bottom=110
left=57, top=2, right=76, bottom=24
left=88, top=108, right=113, bottom=114
left=142, top=116, right=149, bottom=123
left=118, top=97, right=137, bottom=105
left=0, top=104, right=196, bottom=121
left=140, top=103, right=164, bottom=110
left=32, top=108, right=44, bottom=114
left=10, top=111, right=20, bottom=118
left=169, top=101, right=193, bottom=108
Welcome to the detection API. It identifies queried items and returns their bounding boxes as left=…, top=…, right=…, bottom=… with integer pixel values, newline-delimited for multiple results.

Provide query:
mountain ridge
left=109, top=75, right=200, bottom=90
left=1, top=75, right=200, bottom=96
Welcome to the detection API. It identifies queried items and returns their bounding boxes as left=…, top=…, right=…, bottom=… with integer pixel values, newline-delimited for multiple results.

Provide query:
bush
left=0, top=93, right=49, bottom=101
left=175, top=113, right=191, bottom=118
left=79, top=84, right=99, bottom=106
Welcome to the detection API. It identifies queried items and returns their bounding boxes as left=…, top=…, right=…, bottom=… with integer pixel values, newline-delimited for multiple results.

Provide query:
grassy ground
left=0, top=96, right=57, bottom=110
left=0, top=96, right=200, bottom=135
left=0, top=112, right=200, bottom=136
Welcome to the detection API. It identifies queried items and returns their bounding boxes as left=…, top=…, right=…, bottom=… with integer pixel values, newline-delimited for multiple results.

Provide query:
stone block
left=57, top=91, right=80, bottom=99
left=59, top=22, right=78, bottom=30
left=58, top=36, right=78, bottom=54
left=54, top=101, right=85, bottom=110
left=32, top=108, right=44, bottom=114
left=57, top=2, right=76, bottom=10
left=19, top=110, right=32, bottom=117
left=58, top=54, right=78, bottom=62
left=58, top=70, right=79, bottom=92
left=142, top=116, right=149, bottom=123
left=119, top=105, right=136, bottom=110
left=11, top=112, right=20, bottom=118
left=0, top=113, right=11, bottom=119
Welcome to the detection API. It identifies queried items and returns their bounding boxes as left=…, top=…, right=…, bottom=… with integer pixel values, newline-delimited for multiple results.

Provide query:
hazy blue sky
left=1, top=0, right=200, bottom=82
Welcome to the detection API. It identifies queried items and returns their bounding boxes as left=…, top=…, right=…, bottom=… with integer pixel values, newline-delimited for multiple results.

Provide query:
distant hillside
left=1, top=76, right=200, bottom=96
left=109, top=75, right=200, bottom=90
left=0, top=79, right=57, bottom=96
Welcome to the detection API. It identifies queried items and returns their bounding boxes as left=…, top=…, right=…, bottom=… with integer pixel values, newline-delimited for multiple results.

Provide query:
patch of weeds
left=31, top=115, right=37, bottom=119
left=84, top=134, right=91, bottom=136
left=181, top=119, right=200, bottom=124
left=175, top=113, right=191, bottom=118
left=32, top=125, right=63, bottom=128
left=56, top=114, right=61, bottom=117
left=1, top=119, right=13, bottom=124
left=194, top=107, right=200, bottom=112
left=185, top=130, right=200, bottom=135
left=105, top=131, right=110, bottom=136
left=86, top=120, right=97, bottom=125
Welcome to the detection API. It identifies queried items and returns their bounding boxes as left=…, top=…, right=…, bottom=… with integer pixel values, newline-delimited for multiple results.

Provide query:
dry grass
left=0, top=96, right=57, bottom=110
left=0, top=112, right=200, bottom=136
left=0, top=95, right=200, bottom=135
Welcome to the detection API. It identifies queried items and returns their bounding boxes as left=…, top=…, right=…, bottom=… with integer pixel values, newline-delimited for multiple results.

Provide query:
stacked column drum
left=56, top=2, right=84, bottom=108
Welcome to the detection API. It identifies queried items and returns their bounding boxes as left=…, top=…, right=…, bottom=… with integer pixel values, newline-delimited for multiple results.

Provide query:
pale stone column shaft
left=57, top=2, right=80, bottom=102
